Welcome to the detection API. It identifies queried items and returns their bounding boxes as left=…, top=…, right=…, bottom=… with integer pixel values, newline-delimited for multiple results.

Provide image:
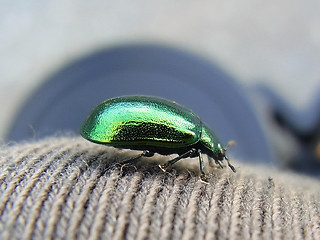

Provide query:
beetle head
left=211, top=141, right=236, bottom=172
left=217, top=143, right=226, bottom=161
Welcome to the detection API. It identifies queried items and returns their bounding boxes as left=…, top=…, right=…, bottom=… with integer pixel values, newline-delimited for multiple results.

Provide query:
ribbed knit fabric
left=0, top=137, right=319, bottom=240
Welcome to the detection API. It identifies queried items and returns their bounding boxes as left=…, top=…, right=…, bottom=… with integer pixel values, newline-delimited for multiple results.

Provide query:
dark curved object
left=256, top=84, right=320, bottom=175
left=6, top=44, right=274, bottom=164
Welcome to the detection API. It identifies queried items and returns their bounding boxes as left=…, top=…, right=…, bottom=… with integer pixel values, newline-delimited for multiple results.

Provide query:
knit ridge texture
left=0, top=136, right=319, bottom=240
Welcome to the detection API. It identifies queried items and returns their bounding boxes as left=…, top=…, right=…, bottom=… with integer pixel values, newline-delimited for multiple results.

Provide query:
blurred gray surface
left=1, top=1, right=320, bottom=139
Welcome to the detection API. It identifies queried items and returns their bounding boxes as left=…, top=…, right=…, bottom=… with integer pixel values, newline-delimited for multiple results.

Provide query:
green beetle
left=80, top=95, right=236, bottom=183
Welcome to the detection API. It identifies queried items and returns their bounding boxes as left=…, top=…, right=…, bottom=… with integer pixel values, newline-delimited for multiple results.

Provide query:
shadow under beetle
left=80, top=95, right=236, bottom=183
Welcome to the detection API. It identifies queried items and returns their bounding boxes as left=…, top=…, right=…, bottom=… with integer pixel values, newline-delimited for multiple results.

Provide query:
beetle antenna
left=223, top=140, right=236, bottom=151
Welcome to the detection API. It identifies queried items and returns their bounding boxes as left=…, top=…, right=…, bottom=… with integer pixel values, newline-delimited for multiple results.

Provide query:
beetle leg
left=159, top=148, right=197, bottom=172
left=224, top=155, right=236, bottom=173
left=215, top=160, right=224, bottom=168
left=208, top=158, right=223, bottom=169
left=122, top=150, right=154, bottom=164
left=198, top=150, right=209, bottom=184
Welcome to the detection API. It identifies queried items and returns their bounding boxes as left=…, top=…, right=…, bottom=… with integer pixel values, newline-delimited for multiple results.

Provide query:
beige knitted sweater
left=0, top=137, right=319, bottom=240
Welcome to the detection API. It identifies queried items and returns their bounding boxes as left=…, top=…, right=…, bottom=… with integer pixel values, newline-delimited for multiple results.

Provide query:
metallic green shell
left=200, top=122, right=221, bottom=155
left=81, top=96, right=203, bottom=148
